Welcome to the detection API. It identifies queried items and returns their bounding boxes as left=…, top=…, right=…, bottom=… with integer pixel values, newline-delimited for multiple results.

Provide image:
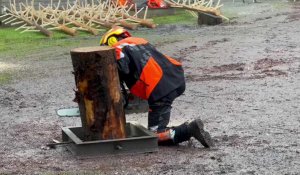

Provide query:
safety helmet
left=99, top=26, right=131, bottom=46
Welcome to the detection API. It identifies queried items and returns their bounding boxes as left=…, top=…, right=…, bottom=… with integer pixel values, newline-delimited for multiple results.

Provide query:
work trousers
left=148, top=84, right=185, bottom=132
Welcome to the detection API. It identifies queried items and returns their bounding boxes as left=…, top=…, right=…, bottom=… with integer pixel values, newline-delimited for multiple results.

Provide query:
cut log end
left=71, top=46, right=114, bottom=53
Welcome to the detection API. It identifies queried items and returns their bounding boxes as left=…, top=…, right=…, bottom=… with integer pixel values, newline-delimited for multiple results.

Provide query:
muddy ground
left=1, top=0, right=300, bottom=174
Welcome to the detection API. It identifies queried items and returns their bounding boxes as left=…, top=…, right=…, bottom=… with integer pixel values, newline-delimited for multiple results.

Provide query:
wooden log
left=57, top=24, right=77, bottom=36
left=139, top=19, right=156, bottom=28
left=16, top=16, right=53, bottom=37
left=2, top=10, right=52, bottom=36
left=115, top=19, right=138, bottom=30
left=122, top=14, right=156, bottom=28
left=65, top=17, right=99, bottom=35
left=165, top=0, right=221, bottom=17
left=71, top=46, right=126, bottom=141
left=32, top=14, right=77, bottom=36
left=83, top=15, right=114, bottom=29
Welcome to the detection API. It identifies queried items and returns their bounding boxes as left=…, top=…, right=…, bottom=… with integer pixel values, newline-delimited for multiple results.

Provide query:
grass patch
left=0, top=27, right=100, bottom=58
left=221, top=10, right=239, bottom=20
left=0, top=72, right=12, bottom=84
left=271, top=1, right=290, bottom=10
left=153, top=10, right=196, bottom=25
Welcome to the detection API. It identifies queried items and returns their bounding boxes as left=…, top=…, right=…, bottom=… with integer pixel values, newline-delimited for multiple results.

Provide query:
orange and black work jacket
left=113, top=37, right=185, bottom=103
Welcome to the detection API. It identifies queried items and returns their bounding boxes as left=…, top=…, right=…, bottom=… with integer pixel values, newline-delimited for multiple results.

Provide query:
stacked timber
left=0, top=0, right=156, bottom=37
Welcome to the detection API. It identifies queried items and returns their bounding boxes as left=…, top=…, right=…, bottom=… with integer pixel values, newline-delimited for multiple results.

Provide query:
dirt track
left=1, top=0, right=300, bottom=174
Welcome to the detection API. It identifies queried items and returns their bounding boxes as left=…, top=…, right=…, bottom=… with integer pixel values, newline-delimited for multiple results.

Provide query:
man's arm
left=120, top=80, right=129, bottom=108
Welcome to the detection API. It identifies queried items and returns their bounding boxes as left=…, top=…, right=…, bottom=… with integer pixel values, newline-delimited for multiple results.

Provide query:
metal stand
left=62, top=123, right=158, bottom=157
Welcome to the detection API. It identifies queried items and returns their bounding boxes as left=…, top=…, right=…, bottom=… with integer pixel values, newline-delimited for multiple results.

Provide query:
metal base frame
left=62, top=123, right=158, bottom=157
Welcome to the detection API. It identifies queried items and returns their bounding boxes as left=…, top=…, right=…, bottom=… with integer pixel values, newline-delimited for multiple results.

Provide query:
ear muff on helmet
left=99, top=27, right=132, bottom=46
left=107, top=36, right=118, bottom=46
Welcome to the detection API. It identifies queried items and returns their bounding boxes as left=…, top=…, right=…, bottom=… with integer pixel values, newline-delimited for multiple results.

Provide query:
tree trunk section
left=71, top=46, right=126, bottom=141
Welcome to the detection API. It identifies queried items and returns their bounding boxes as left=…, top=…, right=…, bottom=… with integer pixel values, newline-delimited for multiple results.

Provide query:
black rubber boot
left=188, top=119, right=214, bottom=148
left=158, top=139, right=178, bottom=146
left=173, top=122, right=192, bottom=144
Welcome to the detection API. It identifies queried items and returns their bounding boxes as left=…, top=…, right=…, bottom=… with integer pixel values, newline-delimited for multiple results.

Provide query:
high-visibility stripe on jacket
left=113, top=37, right=185, bottom=103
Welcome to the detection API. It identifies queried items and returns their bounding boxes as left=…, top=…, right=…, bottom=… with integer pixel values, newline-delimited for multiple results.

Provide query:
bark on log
left=139, top=19, right=156, bottom=29
left=123, top=14, right=156, bottom=28
left=65, top=17, right=98, bottom=35
left=32, top=14, right=77, bottom=36
left=22, top=18, right=53, bottom=37
left=83, top=15, right=114, bottom=29
left=71, top=46, right=126, bottom=141
left=5, top=13, right=53, bottom=37
left=57, top=24, right=77, bottom=36
left=116, top=19, right=138, bottom=30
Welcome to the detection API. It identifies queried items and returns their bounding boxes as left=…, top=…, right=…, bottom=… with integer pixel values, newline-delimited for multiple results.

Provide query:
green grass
left=153, top=10, right=197, bottom=25
left=0, top=27, right=101, bottom=58
left=0, top=72, right=12, bottom=84
left=221, top=10, right=239, bottom=20
left=271, top=1, right=290, bottom=10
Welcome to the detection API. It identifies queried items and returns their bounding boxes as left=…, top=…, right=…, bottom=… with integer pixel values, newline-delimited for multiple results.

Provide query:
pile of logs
left=0, top=0, right=228, bottom=37
left=165, top=0, right=228, bottom=20
left=0, top=0, right=156, bottom=37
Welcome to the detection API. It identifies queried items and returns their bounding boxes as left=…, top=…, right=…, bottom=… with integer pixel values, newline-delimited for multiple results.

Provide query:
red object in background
left=117, top=0, right=134, bottom=6
left=147, top=0, right=168, bottom=8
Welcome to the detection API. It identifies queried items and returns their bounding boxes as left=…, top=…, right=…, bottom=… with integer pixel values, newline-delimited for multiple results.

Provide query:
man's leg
left=148, top=85, right=214, bottom=147
left=148, top=101, right=172, bottom=133
left=148, top=101, right=181, bottom=145
left=148, top=84, right=185, bottom=133
left=148, top=103, right=213, bottom=147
